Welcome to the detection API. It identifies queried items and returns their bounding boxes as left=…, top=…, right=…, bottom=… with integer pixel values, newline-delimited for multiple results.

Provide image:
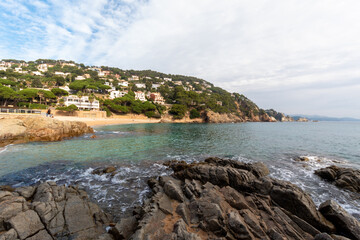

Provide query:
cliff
left=0, top=115, right=93, bottom=147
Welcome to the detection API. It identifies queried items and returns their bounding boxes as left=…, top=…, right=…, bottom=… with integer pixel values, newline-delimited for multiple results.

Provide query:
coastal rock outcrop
left=314, top=165, right=360, bottom=193
left=110, top=158, right=358, bottom=240
left=0, top=115, right=93, bottom=147
left=0, top=182, right=112, bottom=240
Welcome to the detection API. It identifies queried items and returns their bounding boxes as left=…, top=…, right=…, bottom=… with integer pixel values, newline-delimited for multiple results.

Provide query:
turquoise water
left=0, top=122, right=359, bottom=218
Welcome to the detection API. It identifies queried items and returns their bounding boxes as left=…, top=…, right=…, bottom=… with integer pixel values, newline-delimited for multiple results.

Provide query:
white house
left=75, top=76, right=86, bottom=80
left=130, top=75, right=139, bottom=81
left=118, top=81, right=129, bottom=87
left=62, top=95, right=99, bottom=110
left=174, top=81, right=183, bottom=85
left=152, top=84, right=161, bottom=89
left=109, top=90, right=128, bottom=99
left=55, top=72, right=68, bottom=77
left=37, top=64, right=49, bottom=72
left=135, top=91, right=146, bottom=101
left=164, top=77, right=172, bottom=81
left=59, top=86, right=70, bottom=93
left=32, top=71, right=43, bottom=76
left=135, top=83, right=146, bottom=89
left=0, top=67, right=8, bottom=71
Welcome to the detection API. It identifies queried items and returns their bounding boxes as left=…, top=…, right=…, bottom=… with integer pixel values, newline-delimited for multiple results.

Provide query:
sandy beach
left=54, top=115, right=161, bottom=126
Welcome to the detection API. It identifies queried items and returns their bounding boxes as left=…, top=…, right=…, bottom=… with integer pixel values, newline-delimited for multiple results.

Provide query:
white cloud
left=1, top=0, right=360, bottom=117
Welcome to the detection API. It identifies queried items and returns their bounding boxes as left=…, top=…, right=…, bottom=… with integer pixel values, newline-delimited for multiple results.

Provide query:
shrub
left=56, top=104, right=78, bottom=112
left=169, top=104, right=187, bottom=119
left=190, top=109, right=200, bottom=119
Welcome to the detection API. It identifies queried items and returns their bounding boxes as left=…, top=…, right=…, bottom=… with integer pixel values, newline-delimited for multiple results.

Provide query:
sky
left=1, top=0, right=360, bottom=118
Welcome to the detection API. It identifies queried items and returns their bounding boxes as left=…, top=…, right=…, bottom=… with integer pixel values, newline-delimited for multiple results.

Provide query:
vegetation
left=0, top=58, right=278, bottom=121
left=56, top=104, right=78, bottom=112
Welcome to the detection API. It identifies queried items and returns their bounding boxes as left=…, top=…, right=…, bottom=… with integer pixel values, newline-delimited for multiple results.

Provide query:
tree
left=169, top=104, right=187, bottom=119
left=0, top=85, right=17, bottom=106
left=31, top=78, right=43, bottom=88
left=88, top=94, right=95, bottom=110
left=51, top=88, right=69, bottom=96
left=190, top=109, right=200, bottom=119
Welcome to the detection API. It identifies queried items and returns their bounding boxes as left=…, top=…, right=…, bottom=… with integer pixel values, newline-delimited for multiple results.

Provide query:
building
left=148, top=92, right=165, bottom=105
left=152, top=84, right=161, bottom=89
left=216, top=101, right=223, bottom=106
left=55, top=72, right=68, bottom=77
left=75, top=76, right=86, bottom=80
left=62, top=95, right=99, bottom=110
left=134, top=91, right=146, bottom=101
left=32, top=71, right=43, bottom=76
left=118, top=81, right=129, bottom=87
left=109, top=90, right=128, bottom=99
left=59, top=86, right=70, bottom=93
left=135, top=83, right=146, bottom=89
left=174, top=81, right=183, bottom=85
left=164, top=77, right=172, bottom=81
left=128, top=75, right=139, bottom=81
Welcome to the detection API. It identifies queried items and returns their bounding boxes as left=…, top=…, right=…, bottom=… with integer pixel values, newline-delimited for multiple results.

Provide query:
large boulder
left=0, top=115, right=93, bottom=147
left=319, top=200, right=360, bottom=240
left=315, top=166, right=360, bottom=193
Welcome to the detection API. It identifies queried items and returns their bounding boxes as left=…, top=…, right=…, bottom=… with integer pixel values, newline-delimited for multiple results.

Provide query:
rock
left=295, top=156, right=310, bottom=162
left=26, top=230, right=53, bottom=240
left=15, top=186, right=35, bottom=200
left=314, top=233, right=334, bottom=240
left=0, top=186, right=15, bottom=192
left=1, top=183, right=111, bottom=240
left=319, top=200, right=360, bottom=240
left=8, top=210, right=44, bottom=239
left=172, top=219, right=201, bottom=240
left=270, top=179, right=335, bottom=232
left=315, top=166, right=360, bottom=193
left=91, top=134, right=97, bottom=139
left=0, top=228, right=18, bottom=240
left=0, top=115, right=93, bottom=147
left=159, top=176, right=185, bottom=202
left=117, top=158, right=345, bottom=240
left=92, top=166, right=117, bottom=175
left=110, top=216, right=137, bottom=240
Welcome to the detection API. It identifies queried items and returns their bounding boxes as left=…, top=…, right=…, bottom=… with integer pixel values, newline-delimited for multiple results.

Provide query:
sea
left=1, top=122, right=359, bottom=220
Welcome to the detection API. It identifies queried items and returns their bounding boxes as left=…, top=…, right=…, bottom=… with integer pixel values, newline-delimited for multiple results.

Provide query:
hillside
left=0, top=58, right=280, bottom=122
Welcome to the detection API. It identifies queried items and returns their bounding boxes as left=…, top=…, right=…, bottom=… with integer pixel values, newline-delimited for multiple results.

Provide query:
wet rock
left=315, top=166, right=360, bottom=193
left=270, top=179, right=335, bottom=232
left=295, top=156, right=310, bottom=162
left=116, top=158, right=350, bottom=240
left=92, top=166, right=117, bottom=175
left=319, top=200, right=360, bottom=240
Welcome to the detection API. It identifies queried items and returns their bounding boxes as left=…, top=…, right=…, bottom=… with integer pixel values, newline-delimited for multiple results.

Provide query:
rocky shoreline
left=1, top=158, right=359, bottom=240
left=0, top=115, right=93, bottom=147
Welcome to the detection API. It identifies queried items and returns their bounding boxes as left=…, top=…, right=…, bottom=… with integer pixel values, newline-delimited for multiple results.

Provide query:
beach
left=54, top=114, right=161, bottom=126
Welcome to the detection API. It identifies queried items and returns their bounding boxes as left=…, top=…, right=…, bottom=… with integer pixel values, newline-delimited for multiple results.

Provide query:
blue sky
left=1, top=0, right=360, bottom=118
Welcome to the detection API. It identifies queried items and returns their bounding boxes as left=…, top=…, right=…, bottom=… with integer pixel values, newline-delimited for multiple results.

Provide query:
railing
left=0, top=108, right=42, bottom=114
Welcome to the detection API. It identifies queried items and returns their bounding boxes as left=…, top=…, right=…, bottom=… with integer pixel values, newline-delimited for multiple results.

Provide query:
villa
left=109, top=90, right=128, bottom=99
left=62, top=95, right=100, bottom=110
left=135, top=91, right=146, bottom=101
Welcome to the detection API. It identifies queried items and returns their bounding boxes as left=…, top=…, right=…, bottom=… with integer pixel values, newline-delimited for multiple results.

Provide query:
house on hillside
left=118, top=81, right=129, bottom=87
left=174, top=81, right=183, bottom=86
left=135, top=83, right=146, bottom=89
left=109, top=90, right=128, bottom=99
left=164, top=77, right=172, bottom=81
left=128, top=75, right=139, bottom=81
left=135, top=91, right=146, bottom=101
left=62, top=95, right=99, bottom=110
left=148, top=92, right=165, bottom=105
left=75, top=76, right=86, bottom=80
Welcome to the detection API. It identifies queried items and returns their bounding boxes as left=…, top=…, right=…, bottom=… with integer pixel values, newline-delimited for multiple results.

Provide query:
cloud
left=1, top=0, right=360, bottom=117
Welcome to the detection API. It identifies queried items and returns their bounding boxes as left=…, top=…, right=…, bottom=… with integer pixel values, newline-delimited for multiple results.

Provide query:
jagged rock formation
left=315, top=165, right=360, bottom=193
left=0, top=115, right=93, bottom=147
left=265, top=109, right=294, bottom=122
left=0, top=182, right=112, bottom=240
left=111, top=158, right=358, bottom=240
